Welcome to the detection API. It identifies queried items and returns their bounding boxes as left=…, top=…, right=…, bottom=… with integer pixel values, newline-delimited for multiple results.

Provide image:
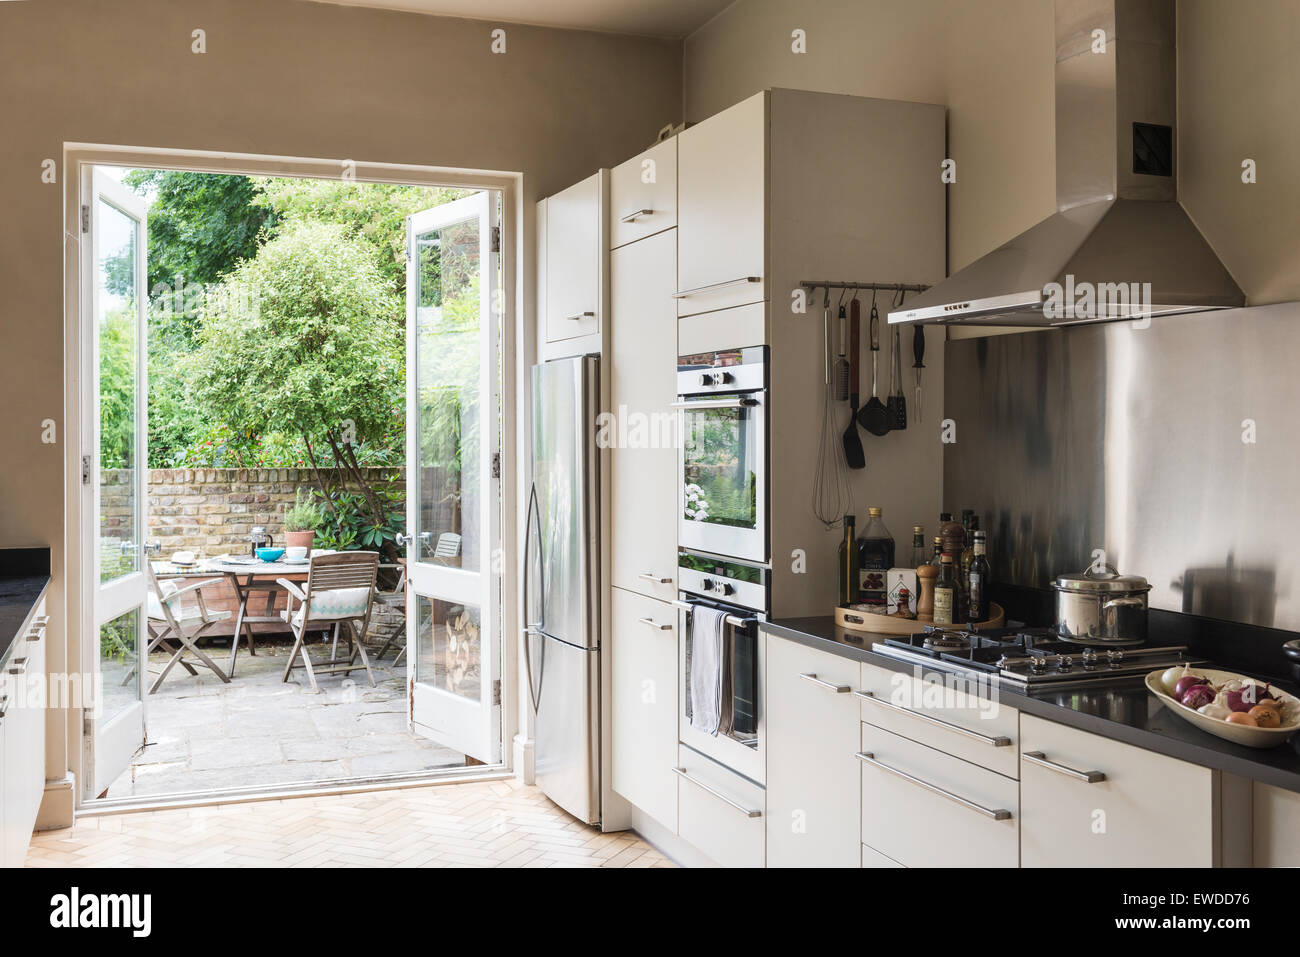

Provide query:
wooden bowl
left=834, top=603, right=1005, bottom=636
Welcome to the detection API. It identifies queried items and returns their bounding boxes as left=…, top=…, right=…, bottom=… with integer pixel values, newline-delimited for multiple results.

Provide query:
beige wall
left=685, top=0, right=1300, bottom=301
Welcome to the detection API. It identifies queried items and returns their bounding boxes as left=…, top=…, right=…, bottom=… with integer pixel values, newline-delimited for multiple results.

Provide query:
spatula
left=858, top=297, right=891, bottom=437
left=842, top=295, right=865, bottom=469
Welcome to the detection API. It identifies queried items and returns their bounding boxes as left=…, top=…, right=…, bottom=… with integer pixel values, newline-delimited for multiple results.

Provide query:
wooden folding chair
left=372, top=561, right=407, bottom=664
left=279, top=551, right=381, bottom=693
left=142, top=563, right=232, bottom=693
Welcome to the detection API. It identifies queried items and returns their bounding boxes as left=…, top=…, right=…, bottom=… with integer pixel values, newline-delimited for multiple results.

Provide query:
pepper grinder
left=916, top=563, right=938, bottom=622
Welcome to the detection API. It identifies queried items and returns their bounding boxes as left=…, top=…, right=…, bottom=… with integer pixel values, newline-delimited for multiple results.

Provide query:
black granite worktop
left=0, top=548, right=51, bottom=664
left=763, top=615, right=1300, bottom=796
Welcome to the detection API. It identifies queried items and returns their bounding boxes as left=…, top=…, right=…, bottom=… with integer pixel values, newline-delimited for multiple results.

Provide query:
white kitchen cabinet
left=609, top=229, right=677, bottom=601
left=860, top=721, right=1019, bottom=868
left=675, top=744, right=765, bottom=868
left=1252, top=781, right=1300, bottom=867
left=610, top=138, right=676, bottom=249
left=2, top=598, right=47, bottom=868
left=541, top=171, right=605, bottom=348
left=676, top=92, right=766, bottom=318
left=858, top=662, right=1019, bottom=778
left=1020, top=713, right=1217, bottom=867
left=765, top=635, right=860, bottom=867
left=610, top=588, right=678, bottom=833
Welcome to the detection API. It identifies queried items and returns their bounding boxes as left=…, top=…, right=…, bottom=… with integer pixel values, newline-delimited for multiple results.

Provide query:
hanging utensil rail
left=800, top=281, right=931, bottom=297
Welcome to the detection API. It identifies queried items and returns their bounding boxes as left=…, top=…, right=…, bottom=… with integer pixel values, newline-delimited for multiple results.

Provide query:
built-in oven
left=674, top=346, right=768, bottom=564
left=676, top=549, right=768, bottom=784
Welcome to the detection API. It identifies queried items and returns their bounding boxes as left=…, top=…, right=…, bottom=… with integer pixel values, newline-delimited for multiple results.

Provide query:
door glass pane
left=97, top=199, right=140, bottom=583
left=682, top=406, right=758, bottom=531
left=415, top=213, right=481, bottom=570
left=415, top=595, right=482, bottom=701
left=98, top=608, right=140, bottom=721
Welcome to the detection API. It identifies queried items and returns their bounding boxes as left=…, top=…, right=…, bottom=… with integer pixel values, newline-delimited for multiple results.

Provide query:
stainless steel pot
left=1053, top=563, right=1150, bottom=643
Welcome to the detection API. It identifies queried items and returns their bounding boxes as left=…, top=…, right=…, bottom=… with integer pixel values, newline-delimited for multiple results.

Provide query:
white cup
left=285, top=546, right=308, bottom=560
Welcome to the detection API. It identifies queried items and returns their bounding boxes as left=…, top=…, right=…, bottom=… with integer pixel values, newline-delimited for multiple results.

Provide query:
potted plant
left=283, top=489, right=325, bottom=552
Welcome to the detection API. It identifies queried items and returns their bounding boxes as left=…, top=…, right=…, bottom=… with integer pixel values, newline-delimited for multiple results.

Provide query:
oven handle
left=672, top=599, right=753, bottom=630
left=669, top=397, right=761, bottom=410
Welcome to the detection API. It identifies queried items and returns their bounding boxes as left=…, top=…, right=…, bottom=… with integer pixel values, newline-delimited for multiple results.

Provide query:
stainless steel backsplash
left=944, top=302, right=1300, bottom=632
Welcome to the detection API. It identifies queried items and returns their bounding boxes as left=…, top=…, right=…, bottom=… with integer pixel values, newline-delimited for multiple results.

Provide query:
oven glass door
left=677, top=393, right=766, bottom=562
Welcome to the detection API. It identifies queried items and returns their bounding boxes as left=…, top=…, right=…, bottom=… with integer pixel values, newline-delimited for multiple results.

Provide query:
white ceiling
left=304, top=0, right=735, bottom=37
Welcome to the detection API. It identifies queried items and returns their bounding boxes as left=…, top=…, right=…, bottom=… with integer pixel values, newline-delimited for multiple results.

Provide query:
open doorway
left=76, top=156, right=510, bottom=805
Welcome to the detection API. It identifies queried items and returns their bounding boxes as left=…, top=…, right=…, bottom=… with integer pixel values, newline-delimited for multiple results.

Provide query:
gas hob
left=870, top=625, right=1198, bottom=687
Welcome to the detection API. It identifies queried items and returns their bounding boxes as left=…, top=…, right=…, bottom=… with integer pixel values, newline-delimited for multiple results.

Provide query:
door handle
left=799, top=672, right=850, bottom=694
left=673, top=276, right=761, bottom=299
left=522, top=483, right=545, bottom=713
left=1022, top=751, right=1106, bottom=783
left=619, top=208, right=653, bottom=223
left=854, top=690, right=1012, bottom=747
left=637, top=617, right=672, bottom=631
left=855, top=752, right=1013, bottom=820
left=672, top=767, right=761, bottom=818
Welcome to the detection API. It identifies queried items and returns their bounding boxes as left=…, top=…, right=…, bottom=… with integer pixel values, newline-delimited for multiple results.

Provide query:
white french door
left=81, top=168, right=150, bottom=797
left=403, top=192, right=503, bottom=764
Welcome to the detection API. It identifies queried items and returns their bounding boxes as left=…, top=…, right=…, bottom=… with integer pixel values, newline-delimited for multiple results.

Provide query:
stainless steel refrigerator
left=524, top=355, right=601, bottom=825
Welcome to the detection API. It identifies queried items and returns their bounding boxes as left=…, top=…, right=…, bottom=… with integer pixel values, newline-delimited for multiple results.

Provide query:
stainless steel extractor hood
left=890, top=0, right=1244, bottom=327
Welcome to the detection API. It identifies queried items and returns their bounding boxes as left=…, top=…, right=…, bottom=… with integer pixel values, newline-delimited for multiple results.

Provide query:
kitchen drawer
left=1020, top=713, right=1216, bottom=867
left=858, top=662, right=1018, bottom=778
left=675, top=745, right=764, bottom=868
left=678, top=302, right=766, bottom=356
left=859, top=722, right=1019, bottom=868
left=610, top=589, right=678, bottom=833
left=610, top=139, right=676, bottom=249
left=861, top=843, right=903, bottom=868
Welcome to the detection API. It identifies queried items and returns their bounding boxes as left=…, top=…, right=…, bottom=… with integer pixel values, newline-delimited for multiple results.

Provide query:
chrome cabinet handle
left=9, top=657, right=28, bottom=676
left=668, top=397, right=761, bottom=410
left=637, top=573, right=673, bottom=584
left=672, top=767, right=761, bottom=818
left=854, top=690, right=1012, bottom=747
left=1022, top=751, right=1106, bottom=783
left=799, top=672, right=850, bottom=694
left=619, top=208, right=653, bottom=223
left=637, top=617, right=672, bottom=631
left=565, top=311, right=596, bottom=321
left=855, top=752, right=1012, bottom=820
left=673, top=276, right=761, bottom=299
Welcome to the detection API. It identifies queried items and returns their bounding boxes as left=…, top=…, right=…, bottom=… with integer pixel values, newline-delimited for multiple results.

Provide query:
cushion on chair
left=147, top=580, right=182, bottom=621
left=290, top=586, right=372, bottom=626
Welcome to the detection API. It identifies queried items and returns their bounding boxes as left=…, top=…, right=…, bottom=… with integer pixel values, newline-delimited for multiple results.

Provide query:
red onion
left=1174, top=674, right=1210, bottom=699
left=1180, top=684, right=1216, bottom=710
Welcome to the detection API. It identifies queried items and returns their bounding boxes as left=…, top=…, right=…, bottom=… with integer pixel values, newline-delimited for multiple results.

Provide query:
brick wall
left=102, top=467, right=405, bottom=554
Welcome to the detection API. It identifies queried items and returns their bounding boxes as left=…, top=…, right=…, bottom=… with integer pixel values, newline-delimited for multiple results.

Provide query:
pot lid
left=1055, top=563, right=1150, bottom=593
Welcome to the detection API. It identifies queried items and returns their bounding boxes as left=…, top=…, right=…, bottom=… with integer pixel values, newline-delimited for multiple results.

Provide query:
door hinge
left=491, top=451, right=501, bottom=479
left=81, top=204, right=90, bottom=234
left=490, top=225, right=500, bottom=253
left=492, top=679, right=501, bottom=706
left=81, top=455, right=92, bottom=486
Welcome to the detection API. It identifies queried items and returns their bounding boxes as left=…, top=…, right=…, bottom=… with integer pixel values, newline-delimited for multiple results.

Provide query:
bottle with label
left=893, top=586, right=915, bottom=619
left=933, top=553, right=956, bottom=625
left=838, top=514, right=858, bottom=607
left=928, top=535, right=944, bottom=567
left=968, top=529, right=991, bottom=622
left=856, top=507, right=895, bottom=608
left=910, top=525, right=926, bottom=568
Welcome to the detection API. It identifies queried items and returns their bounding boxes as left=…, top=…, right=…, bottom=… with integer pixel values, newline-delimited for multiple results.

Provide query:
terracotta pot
left=284, top=529, right=316, bottom=551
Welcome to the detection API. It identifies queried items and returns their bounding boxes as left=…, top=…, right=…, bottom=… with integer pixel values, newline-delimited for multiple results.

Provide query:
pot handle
left=1083, top=562, right=1120, bottom=580
left=1101, top=596, right=1146, bottom=611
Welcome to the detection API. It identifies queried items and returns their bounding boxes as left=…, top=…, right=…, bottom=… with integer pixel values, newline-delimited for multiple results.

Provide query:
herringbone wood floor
left=25, top=778, right=674, bottom=868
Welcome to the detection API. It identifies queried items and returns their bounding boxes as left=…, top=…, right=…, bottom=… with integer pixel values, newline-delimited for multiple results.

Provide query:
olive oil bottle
left=838, top=514, right=858, bottom=606
left=933, top=553, right=956, bottom=625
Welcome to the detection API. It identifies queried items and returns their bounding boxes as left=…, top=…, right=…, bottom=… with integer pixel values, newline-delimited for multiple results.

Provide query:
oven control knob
left=701, top=577, right=715, bottom=592
left=1107, top=649, right=1125, bottom=667
left=717, top=583, right=734, bottom=596
left=1029, top=656, right=1049, bottom=674
left=1081, top=648, right=1101, bottom=670
left=1058, top=654, right=1073, bottom=671
left=700, top=371, right=733, bottom=386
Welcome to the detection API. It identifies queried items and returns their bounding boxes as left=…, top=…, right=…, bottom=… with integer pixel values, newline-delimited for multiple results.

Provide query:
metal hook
left=837, top=286, right=848, bottom=310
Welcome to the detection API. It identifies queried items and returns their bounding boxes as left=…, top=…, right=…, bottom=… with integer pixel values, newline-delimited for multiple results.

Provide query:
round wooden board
left=833, top=602, right=1005, bottom=636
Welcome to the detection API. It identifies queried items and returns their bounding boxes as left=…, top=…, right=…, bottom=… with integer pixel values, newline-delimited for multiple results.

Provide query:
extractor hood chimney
left=890, top=0, right=1244, bottom=327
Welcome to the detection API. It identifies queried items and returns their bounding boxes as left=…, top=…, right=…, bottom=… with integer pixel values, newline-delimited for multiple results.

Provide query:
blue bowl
left=255, top=547, right=285, bottom=562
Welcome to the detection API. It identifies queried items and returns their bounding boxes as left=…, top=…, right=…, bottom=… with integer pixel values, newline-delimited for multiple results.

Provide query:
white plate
left=283, top=557, right=310, bottom=565
left=1145, top=668, right=1300, bottom=749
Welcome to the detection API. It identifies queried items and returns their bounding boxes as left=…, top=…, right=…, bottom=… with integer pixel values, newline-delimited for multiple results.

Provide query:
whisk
left=812, top=291, right=853, bottom=528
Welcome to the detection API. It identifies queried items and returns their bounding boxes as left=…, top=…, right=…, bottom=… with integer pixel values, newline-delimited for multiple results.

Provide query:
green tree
left=188, top=220, right=403, bottom=545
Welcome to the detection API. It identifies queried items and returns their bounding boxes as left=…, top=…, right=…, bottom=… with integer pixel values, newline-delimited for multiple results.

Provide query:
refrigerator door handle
left=522, top=482, right=545, bottom=712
